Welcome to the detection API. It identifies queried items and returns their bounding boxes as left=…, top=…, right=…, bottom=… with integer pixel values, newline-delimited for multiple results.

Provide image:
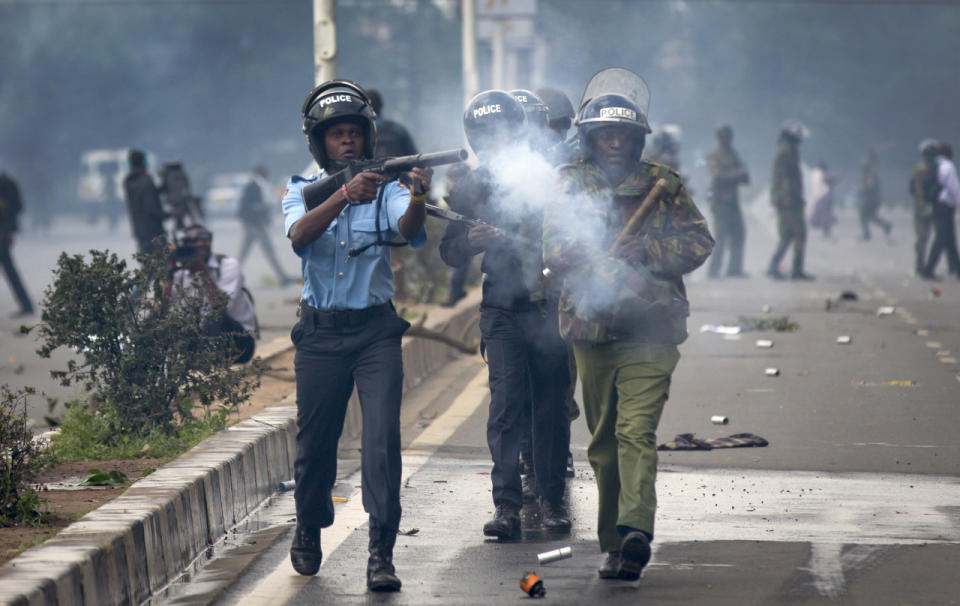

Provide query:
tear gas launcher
left=301, top=148, right=468, bottom=211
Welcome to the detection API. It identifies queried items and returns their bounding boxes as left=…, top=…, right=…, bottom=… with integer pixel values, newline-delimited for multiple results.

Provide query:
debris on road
left=836, top=335, right=852, bottom=344
left=765, top=368, right=780, bottom=376
left=537, top=546, right=572, bottom=565
left=739, top=315, right=798, bottom=332
left=278, top=480, right=295, bottom=491
left=398, top=528, right=419, bottom=536
left=877, top=306, right=895, bottom=316
left=711, top=415, right=729, bottom=425
left=658, top=433, right=769, bottom=451
left=756, top=339, right=774, bottom=348
left=520, top=572, right=545, bottom=598
left=761, top=304, right=772, bottom=313
left=700, top=324, right=741, bottom=335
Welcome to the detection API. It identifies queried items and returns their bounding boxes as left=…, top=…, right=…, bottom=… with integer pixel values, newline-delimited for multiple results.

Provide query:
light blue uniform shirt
left=282, top=172, right=427, bottom=311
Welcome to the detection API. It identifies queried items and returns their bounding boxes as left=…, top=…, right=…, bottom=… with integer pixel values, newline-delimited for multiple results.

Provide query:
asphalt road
left=4, top=201, right=959, bottom=604
left=149, top=201, right=960, bottom=606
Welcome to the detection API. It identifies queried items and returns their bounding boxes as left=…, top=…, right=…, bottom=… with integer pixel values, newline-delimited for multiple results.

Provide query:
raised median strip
left=0, top=291, right=480, bottom=606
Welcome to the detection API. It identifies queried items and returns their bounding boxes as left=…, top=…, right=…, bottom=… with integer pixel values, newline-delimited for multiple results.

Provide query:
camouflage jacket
left=543, top=159, right=714, bottom=343
left=707, top=144, right=749, bottom=207
left=770, top=139, right=803, bottom=210
left=910, top=161, right=939, bottom=214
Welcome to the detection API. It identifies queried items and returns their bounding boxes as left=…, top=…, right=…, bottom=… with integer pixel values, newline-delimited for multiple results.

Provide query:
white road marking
left=236, top=366, right=490, bottom=606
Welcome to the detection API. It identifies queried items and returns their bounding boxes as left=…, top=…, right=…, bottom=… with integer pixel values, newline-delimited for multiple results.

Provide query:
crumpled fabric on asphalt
left=657, top=432, right=769, bottom=451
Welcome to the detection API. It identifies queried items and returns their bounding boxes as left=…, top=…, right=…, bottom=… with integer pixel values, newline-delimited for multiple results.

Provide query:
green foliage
left=28, top=248, right=263, bottom=446
left=48, top=404, right=222, bottom=461
left=0, top=385, right=46, bottom=527
left=737, top=315, right=799, bottom=332
left=80, top=469, right=128, bottom=487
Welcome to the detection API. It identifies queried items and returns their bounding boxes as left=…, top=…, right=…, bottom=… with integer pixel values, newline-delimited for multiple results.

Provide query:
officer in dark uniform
left=508, top=88, right=573, bottom=502
left=281, top=79, right=431, bottom=592
left=441, top=90, right=572, bottom=540
left=367, top=89, right=418, bottom=159
left=536, top=86, right=579, bottom=166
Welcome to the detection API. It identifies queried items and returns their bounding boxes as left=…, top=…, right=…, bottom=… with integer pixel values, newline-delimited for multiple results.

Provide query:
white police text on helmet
left=599, top=107, right=637, bottom=121
left=473, top=104, right=502, bottom=119
left=319, top=94, right=352, bottom=108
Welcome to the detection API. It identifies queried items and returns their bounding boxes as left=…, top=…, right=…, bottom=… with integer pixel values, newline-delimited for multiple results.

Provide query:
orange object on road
left=520, top=571, right=545, bottom=598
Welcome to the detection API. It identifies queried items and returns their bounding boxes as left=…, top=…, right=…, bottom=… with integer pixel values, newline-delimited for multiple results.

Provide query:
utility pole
left=314, top=0, right=337, bottom=85
left=462, top=0, right=479, bottom=107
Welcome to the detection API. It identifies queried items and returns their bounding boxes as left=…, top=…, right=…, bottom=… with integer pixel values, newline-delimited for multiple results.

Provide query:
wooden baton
left=609, top=177, right=669, bottom=253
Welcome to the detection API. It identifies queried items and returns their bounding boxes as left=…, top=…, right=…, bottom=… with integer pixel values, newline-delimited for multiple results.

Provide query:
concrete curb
left=0, top=291, right=481, bottom=606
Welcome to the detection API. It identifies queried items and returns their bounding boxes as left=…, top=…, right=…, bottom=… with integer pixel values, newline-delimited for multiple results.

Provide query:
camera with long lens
left=173, top=241, right=201, bottom=265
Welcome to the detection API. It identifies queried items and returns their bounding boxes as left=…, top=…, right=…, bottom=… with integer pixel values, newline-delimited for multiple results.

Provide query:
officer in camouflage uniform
left=706, top=124, right=750, bottom=278
left=543, top=68, right=714, bottom=582
left=910, top=139, right=940, bottom=276
left=766, top=121, right=814, bottom=280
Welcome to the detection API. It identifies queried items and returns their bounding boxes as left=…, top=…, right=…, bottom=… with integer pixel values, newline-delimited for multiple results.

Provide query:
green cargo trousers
left=573, top=340, right=680, bottom=553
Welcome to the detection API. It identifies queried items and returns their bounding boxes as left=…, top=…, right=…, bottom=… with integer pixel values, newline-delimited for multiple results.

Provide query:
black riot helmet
left=535, top=87, right=575, bottom=132
left=462, top=89, right=526, bottom=157
left=301, top=79, right=378, bottom=170
left=509, top=89, right=551, bottom=150
left=576, top=93, right=650, bottom=161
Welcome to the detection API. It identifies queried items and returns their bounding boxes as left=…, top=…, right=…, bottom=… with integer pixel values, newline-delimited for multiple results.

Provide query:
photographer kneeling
left=161, top=225, right=258, bottom=363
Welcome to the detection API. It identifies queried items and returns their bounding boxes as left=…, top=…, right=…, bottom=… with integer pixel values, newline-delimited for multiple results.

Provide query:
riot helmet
left=462, top=89, right=526, bottom=157
left=509, top=89, right=551, bottom=150
left=301, top=80, right=378, bottom=170
left=781, top=120, right=809, bottom=142
left=575, top=68, right=652, bottom=161
left=576, top=93, right=649, bottom=162
left=919, top=138, right=940, bottom=156
left=535, top=87, right=575, bottom=133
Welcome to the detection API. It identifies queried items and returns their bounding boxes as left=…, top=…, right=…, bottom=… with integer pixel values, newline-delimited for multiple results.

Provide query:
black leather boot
left=367, top=519, right=401, bottom=592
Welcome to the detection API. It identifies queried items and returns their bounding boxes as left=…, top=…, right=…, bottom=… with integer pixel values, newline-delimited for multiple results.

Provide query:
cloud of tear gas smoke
left=466, top=138, right=631, bottom=313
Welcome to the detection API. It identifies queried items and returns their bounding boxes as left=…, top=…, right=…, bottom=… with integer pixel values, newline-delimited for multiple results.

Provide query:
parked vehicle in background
left=77, top=149, right=157, bottom=229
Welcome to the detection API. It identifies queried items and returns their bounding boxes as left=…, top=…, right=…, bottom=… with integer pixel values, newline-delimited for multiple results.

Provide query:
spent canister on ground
left=520, top=572, right=545, bottom=598
left=711, top=415, right=729, bottom=425
left=537, top=546, right=572, bottom=565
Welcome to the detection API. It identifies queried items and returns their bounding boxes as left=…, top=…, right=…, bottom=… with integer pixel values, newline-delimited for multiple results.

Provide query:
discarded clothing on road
left=657, top=432, right=769, bottom=451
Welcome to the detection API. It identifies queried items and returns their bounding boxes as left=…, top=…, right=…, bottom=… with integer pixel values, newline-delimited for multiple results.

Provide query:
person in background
left=237, top=164, right=295, bottom=287
left=161, top=225, right=257, bottom=364
left=809, top=161, right=840, bottom=239
left=856, top=147, right=891, bottom=241
left=922, top=142, right=960, bottom=279
left=123, top=149, right=167, bottom=257
left=766, top=121, right=814, bottom=280
left=0, top=170, right=33, bottom=318
left=911, top=139, right=940, bottom=277
left=706, top=124, right=750, bottom=278
left=367, top=89, right=418, bottom=159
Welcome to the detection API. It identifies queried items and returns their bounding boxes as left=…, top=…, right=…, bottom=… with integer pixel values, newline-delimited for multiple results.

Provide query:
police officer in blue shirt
left=282, top=79, right=431, bottom=592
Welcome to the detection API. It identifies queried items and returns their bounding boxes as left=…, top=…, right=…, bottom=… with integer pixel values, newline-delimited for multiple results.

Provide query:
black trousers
left=480, top=303, right=570, bottom=508
left=924, top=203, right=960, bottom=277
left=1, top=238, right=32, bottom=313
left=291, top=303, right=409, bottom=531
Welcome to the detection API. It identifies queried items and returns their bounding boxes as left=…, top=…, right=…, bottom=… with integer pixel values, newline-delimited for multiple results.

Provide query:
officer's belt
left=300, top=301, right=393, bottom=328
